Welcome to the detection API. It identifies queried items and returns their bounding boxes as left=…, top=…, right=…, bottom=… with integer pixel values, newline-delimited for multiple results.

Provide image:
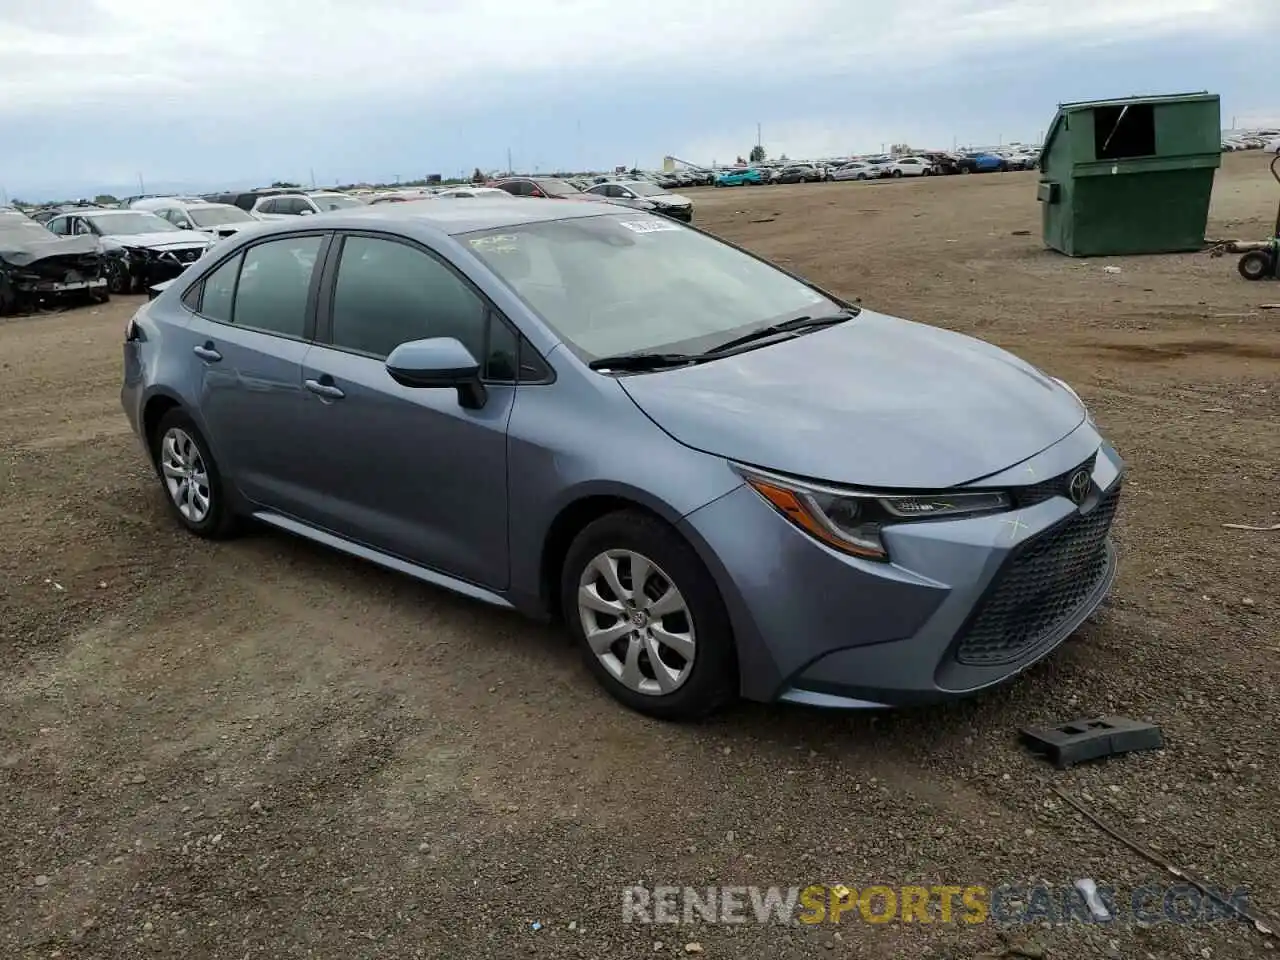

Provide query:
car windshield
left=463, top=213, right=846, bottom=361
left=533, top=179, right=581, bottom=198
left=188, top=206, right=255, bottom=226
left=86, top=212, right=178, bottom=235
left=624, top=182, right=666, bottom=197
left=310, top=194, right=364, bottom=210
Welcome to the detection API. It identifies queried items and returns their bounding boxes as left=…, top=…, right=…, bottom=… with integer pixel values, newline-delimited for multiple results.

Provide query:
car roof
left=248, top=196, right=618, bottom=236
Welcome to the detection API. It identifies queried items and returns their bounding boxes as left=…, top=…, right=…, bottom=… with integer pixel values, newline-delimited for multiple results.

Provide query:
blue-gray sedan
left=121, top=198, right=1123, bottom=720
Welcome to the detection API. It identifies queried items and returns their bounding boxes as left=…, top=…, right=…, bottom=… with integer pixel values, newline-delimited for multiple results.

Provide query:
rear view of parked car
left=0, top=207, right=108, bottom=314
left=121, top=198, right=1124, bottom=723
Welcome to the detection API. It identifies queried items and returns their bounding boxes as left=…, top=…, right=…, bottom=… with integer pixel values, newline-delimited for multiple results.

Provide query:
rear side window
left=199, top=253, right=241, bottom=323
left=232, top=235, right=323, bottom=338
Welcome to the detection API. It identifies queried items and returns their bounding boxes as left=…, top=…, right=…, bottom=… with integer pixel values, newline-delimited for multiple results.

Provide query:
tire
left=891, top=169, right=903, bottom=178
left=105, top=258, right=131, bottom=295
left=961, top=166, right=972, bottom=175
left=150, top=409, right=240, bottom=539
left=560, top=510, right=737, bottom=721
left=1238, top=249, right=1274, bottom=281
left=0, top=275, right=16, bottom=316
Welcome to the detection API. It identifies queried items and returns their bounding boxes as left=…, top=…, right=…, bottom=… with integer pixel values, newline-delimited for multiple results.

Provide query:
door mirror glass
left=385, top=337, right=486, bottom=408
left=297, top=207, right=314, bottom=216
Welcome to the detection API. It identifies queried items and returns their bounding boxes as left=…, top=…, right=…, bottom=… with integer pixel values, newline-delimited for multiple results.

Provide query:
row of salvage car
left=2, top=191, right=331, bottom=315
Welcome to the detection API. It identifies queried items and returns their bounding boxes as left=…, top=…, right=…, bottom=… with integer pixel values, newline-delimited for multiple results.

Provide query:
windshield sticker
left=618, top=217, right=682, bottom=234
left=468, top=234, right=520, bottom=252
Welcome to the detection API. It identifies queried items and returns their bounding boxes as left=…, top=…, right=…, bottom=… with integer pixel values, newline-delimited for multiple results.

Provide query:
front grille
left=1013, top=454, right=1097, bottom=507
left=954, top=484, right=1121, bottom=667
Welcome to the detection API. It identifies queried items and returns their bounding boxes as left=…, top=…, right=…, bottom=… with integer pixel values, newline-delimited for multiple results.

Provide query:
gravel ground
left=1, top=151, right=1277, bottom=959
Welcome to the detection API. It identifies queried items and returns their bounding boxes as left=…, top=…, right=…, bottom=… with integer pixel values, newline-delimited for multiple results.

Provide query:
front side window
left=463, top=214, right=842, bottom=361
left=47, top=217, right=69, bottom=235
left=231, top=235, right=323, bottom=338
left=256, top=199, right=277, bottom=214
left=329, top=236, right=487, bottom=361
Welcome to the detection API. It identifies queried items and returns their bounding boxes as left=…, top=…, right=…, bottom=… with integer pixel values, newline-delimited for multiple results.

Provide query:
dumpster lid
left=1055, top=91, right=1216, bottom=113
left=1041, top=92, right=1220, bottom=170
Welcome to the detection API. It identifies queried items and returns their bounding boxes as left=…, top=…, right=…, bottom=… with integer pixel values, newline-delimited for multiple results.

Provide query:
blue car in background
left=715, top=168, right=765, bottom=187
left=962, top=152, right=1008, bottom=173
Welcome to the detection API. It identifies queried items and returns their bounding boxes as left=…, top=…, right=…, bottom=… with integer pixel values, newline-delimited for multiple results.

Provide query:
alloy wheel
left=577, top=549, right=695, bottom=696
left=160, top=427, right=212, bottom=522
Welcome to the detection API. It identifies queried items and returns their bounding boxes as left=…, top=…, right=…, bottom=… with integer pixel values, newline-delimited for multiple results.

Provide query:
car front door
left=182, top=232, right=329, bottom=514
left=295, top=232, right=517, bottom=589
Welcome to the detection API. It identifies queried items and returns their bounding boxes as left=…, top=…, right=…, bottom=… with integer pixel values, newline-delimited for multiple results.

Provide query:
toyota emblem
left=1067, top=469, right=1091, bottom=505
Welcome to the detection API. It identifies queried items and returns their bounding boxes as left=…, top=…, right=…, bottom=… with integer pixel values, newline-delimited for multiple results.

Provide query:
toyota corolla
left=120, top=199, right=1123, bottom=720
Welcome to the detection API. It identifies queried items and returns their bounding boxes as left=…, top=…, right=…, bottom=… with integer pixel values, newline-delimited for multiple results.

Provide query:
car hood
left=616, top=310, right=1086, bottom=489
left=0, top=231, right=100, bottom=267
left=651, top=193, right=691, bottom=206
left=106, top=230, right=210, bottom=250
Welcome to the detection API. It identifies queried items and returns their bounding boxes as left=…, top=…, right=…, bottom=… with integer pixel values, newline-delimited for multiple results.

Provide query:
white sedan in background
left=885, top=157, right=933, bottom=178
left=832, top=162, right=877, bottom=181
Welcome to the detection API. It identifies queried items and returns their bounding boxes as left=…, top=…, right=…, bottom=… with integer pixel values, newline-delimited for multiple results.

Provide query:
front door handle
left=193, top=342, right=222, bottom=362
left=304, top=377, right=345, bottom=400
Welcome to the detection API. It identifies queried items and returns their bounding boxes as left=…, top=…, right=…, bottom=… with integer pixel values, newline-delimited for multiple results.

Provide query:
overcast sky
left=1, top=0, right=1276, bottom=200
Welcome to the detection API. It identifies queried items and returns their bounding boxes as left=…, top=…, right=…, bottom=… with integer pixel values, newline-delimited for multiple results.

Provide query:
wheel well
left=142, top=396, right=181, bottom=455
left=539, top=495, right=671, bottom=622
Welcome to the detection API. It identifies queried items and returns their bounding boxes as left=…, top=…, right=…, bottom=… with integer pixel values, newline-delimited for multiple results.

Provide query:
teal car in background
left=714, top=168, right=765, bottom=187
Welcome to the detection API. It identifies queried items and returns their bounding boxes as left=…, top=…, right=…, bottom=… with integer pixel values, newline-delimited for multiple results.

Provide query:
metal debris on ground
left=1053, top=787, right=1279, bottom=938
left=1222, top=522, right=1280, bottom=531
left=1020, top=716, right=1162, bottom=768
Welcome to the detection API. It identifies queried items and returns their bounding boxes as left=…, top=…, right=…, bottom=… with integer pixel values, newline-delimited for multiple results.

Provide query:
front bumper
left=679, top=426, right=1124, bottom=707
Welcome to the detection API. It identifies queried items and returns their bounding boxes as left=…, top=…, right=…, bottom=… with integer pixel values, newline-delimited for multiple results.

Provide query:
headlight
left=739, top=468, right=1011, bottom=561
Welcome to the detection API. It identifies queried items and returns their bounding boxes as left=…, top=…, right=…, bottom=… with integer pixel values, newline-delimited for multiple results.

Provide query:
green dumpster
left=1038, top=92, right=1221, bottom=256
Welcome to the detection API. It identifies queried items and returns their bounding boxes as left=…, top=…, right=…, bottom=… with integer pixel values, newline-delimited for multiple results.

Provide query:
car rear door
left=182, top=231, right=330, bottom=514
left=293, top=231, right=518, bottom=589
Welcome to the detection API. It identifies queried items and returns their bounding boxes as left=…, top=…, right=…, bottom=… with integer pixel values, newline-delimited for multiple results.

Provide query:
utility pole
left=137, top=172, right=145, bottom=195
left=756, top=122, right=762, bottom=147
left=310, top=167, right=316, bottom=189
left=506, top=147, right=513, bottom=175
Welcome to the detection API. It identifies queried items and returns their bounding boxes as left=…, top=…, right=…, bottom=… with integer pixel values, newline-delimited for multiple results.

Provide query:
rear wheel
left=961, top=166, right=972, bottom=175
left=892, top=169, right=903, bottom=178
left=561, top=510, right=736, bottom=721
left=150, top=409, right=240, bottom=539
left=1238, top=249, right=1275, bottom=281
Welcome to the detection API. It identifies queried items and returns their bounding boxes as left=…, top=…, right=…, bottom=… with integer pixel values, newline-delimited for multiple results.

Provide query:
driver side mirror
left=385, top=337, right=487, bottom=409
left=297, top=208, right=314, bottom=216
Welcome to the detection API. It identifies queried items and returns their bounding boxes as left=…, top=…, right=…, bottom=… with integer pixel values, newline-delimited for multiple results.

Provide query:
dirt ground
left=2, top=151, right=1277, bottom=959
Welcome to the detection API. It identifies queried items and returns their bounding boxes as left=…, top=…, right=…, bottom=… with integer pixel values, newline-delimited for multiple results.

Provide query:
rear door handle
left=304, top=377, right=345, bottom=400
left=193, top=343, right=222, bottom=362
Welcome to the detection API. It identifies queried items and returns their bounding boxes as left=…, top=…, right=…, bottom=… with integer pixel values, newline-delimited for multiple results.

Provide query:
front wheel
left=105, top=259, right=132, bottom=294
left=561, top=510, right=736, bottom=721
left=891, top=169, right=903, bottom=178
left=150, top=410, right=240, bottom=538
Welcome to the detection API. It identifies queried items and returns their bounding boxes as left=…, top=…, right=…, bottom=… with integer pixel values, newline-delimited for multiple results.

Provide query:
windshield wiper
left=704, top=311, right=855, bottom=356
left=587, top=352, right=702, bottom=372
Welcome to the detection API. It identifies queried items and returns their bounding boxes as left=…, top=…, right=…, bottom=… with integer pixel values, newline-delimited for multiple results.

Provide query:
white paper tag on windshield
left=618, top=217, right=682, bottom=234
